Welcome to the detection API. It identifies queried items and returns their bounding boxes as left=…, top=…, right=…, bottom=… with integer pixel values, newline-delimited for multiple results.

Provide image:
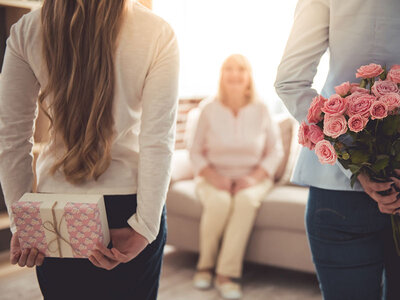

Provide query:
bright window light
left=153, top=0, right=329, bottom=114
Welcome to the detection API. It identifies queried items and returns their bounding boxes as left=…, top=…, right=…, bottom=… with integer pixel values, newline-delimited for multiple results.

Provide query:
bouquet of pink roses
left=300, top=63, right=400, bottom=254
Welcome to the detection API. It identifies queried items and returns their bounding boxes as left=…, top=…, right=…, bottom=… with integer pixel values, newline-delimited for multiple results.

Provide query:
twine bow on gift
left=42, top=201, right=81, bottom=258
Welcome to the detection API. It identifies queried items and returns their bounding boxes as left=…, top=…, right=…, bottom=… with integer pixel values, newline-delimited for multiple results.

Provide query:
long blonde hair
left=218, top=54, right=256, bottom=105
left=39, top=0, right=126, bottom=184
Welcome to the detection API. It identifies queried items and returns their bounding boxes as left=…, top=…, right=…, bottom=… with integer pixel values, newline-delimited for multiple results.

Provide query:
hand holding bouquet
left=299, top=63, right=400, bottom=254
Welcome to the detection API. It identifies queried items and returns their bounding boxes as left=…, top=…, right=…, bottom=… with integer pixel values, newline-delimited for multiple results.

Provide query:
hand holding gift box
left=11, top=193, right=110, bottom=258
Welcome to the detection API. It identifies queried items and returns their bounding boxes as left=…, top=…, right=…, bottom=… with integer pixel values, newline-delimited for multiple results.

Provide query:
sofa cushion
left=166, top=180, right=309, bottom=232
left=167, top=180, right=202, bottom=219
left=254, top=185, right=309, bottom=231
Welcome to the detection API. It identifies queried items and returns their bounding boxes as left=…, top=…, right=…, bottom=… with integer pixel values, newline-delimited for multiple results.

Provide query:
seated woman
left=189, top=54, right=283, bottom=299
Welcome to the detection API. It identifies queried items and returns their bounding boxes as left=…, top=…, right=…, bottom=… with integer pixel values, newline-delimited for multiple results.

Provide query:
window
left=153, top=0, right=329, bottom=114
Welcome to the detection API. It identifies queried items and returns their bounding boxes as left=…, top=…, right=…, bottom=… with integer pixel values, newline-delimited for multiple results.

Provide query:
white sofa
left=165, top=116, right=315, bottom=273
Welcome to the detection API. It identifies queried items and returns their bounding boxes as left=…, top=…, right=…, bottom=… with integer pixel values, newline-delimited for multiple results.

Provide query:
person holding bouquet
left=275, top=0, right=400, bottom=299
left=190, top=54, right=283, bottom=299
left=0, top=1, right=179, bottom=299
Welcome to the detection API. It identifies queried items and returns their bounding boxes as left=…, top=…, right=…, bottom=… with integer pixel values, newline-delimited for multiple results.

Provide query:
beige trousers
left=195, top=177, right=273, bottom=278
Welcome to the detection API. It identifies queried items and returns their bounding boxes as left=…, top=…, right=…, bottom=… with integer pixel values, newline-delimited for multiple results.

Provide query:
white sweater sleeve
left=127, top=24, right=180, bottom=243
left=0, top=21, right=40, bottom=233
left=274, top=0, right=329, bottom=123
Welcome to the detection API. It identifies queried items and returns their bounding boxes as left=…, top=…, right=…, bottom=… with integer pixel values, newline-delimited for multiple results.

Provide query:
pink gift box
left=12, top=193, right=110, bottom=258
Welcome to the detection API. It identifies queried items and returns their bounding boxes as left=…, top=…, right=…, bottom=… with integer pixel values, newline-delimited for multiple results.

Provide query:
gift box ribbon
left=42, top=201, right=82, bottom=258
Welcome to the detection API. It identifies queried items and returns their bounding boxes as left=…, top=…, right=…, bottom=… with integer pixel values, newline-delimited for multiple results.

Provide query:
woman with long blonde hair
left=189, top=54, right=283, bottom=299
left=0, top=0, right=179, bottom=299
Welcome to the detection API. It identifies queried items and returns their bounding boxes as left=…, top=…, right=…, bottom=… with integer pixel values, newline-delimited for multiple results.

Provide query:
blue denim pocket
left=307, top=187, right=389, bottom=237
left=306, top=187, right=390, bottom=268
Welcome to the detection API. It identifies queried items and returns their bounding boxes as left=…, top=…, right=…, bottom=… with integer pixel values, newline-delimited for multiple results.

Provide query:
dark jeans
left=383, top=217, right=400, bottom=300
left=306, top=187, right=391, bottom=300
left=36, top=194, right=167, bottom=300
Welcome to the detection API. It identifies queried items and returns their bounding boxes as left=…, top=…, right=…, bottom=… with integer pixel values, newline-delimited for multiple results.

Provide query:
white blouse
left=190, top=99, right=283, bottom=179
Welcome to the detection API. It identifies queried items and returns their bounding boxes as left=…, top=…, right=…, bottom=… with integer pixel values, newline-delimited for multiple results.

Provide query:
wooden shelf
left=0, top=0, right=41, bottom=10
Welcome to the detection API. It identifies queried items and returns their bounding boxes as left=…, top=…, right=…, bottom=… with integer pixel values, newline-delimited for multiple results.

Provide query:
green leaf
left=382, top=115, right=400, bottom=136
left=371, top=155, right=390, bottom=173
left=349, top=149, right=370, bottom=164
left=338, top=158, right=350, bottom=169
left=342, top=152, right=350, bottom=160
left=350, top=173, right=359, bottom=188
left=380, top=66, right=387, bottom=80
left=392, top=161, right=400, bottom=169
left=348, top=164, right=361, bottom=174
left=394, top=139, right=400, bottom=153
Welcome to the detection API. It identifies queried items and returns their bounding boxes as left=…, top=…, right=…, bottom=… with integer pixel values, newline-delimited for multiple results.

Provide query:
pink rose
left=321, top=94, right=348, bottom=116
left=323, top=115, right=348, bottom=138
left=315, top=140, right=337, bottom=165
left=298, top=122, right=313, bottom=149
left=350, top=83, right=369, bottom=94
left=346, top=93, right=376, bottom=118
left=370, top=101, right=388, bottom=119
left=307, top=95, right=327, bottom=124
left=371, top=80, right=399, bottom=97
left=380, top=93, right=400, bottom=112
left=387, top=65, right=400, bottom=84
left=348, top=114, right=368, bottom=133
left=356, top=63, right=384, bottom=78
left=308, top=124, right=324, bottom=145
left=334, top=81, right=351, bottom=96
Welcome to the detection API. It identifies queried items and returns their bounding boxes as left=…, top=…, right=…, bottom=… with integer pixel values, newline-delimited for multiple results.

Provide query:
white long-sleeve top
left=275, top=0, right=400, bottom=191
left=0, top=2, right=179, bottom=243
left=189, top=99, right=283, bottom=180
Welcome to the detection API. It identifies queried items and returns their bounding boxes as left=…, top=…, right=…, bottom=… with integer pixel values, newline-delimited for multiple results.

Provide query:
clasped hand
left=10, top=232, right=45, bottom=268
left=358, top=170, right=400, bottom=215
left=207, top=173, right=257, bottom=195
left=10, top=227, right=149, bottom=271
left=88, top=227, right=149, bottom=270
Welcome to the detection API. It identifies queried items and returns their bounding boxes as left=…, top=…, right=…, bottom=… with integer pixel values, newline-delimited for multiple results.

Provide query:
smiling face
left=221, top=57, right=251, bottom=94
left=218, top=54, right=254, bottom=105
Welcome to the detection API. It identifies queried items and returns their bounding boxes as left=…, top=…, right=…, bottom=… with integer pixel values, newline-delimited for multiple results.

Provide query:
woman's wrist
left=250, top=166, right=269, bottom=183
left=198, top=166, right=212, bottom=177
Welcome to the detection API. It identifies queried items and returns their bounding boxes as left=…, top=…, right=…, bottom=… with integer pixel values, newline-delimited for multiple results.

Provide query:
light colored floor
left=0, top=246, right=321, bottom=300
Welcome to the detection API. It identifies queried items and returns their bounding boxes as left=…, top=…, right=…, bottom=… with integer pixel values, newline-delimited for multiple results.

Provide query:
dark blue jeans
left=383, top=216, right=400, bottom=300
left=306, top=187, right=391, bottom=300
left=36, top=194, right=167, bottom=300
